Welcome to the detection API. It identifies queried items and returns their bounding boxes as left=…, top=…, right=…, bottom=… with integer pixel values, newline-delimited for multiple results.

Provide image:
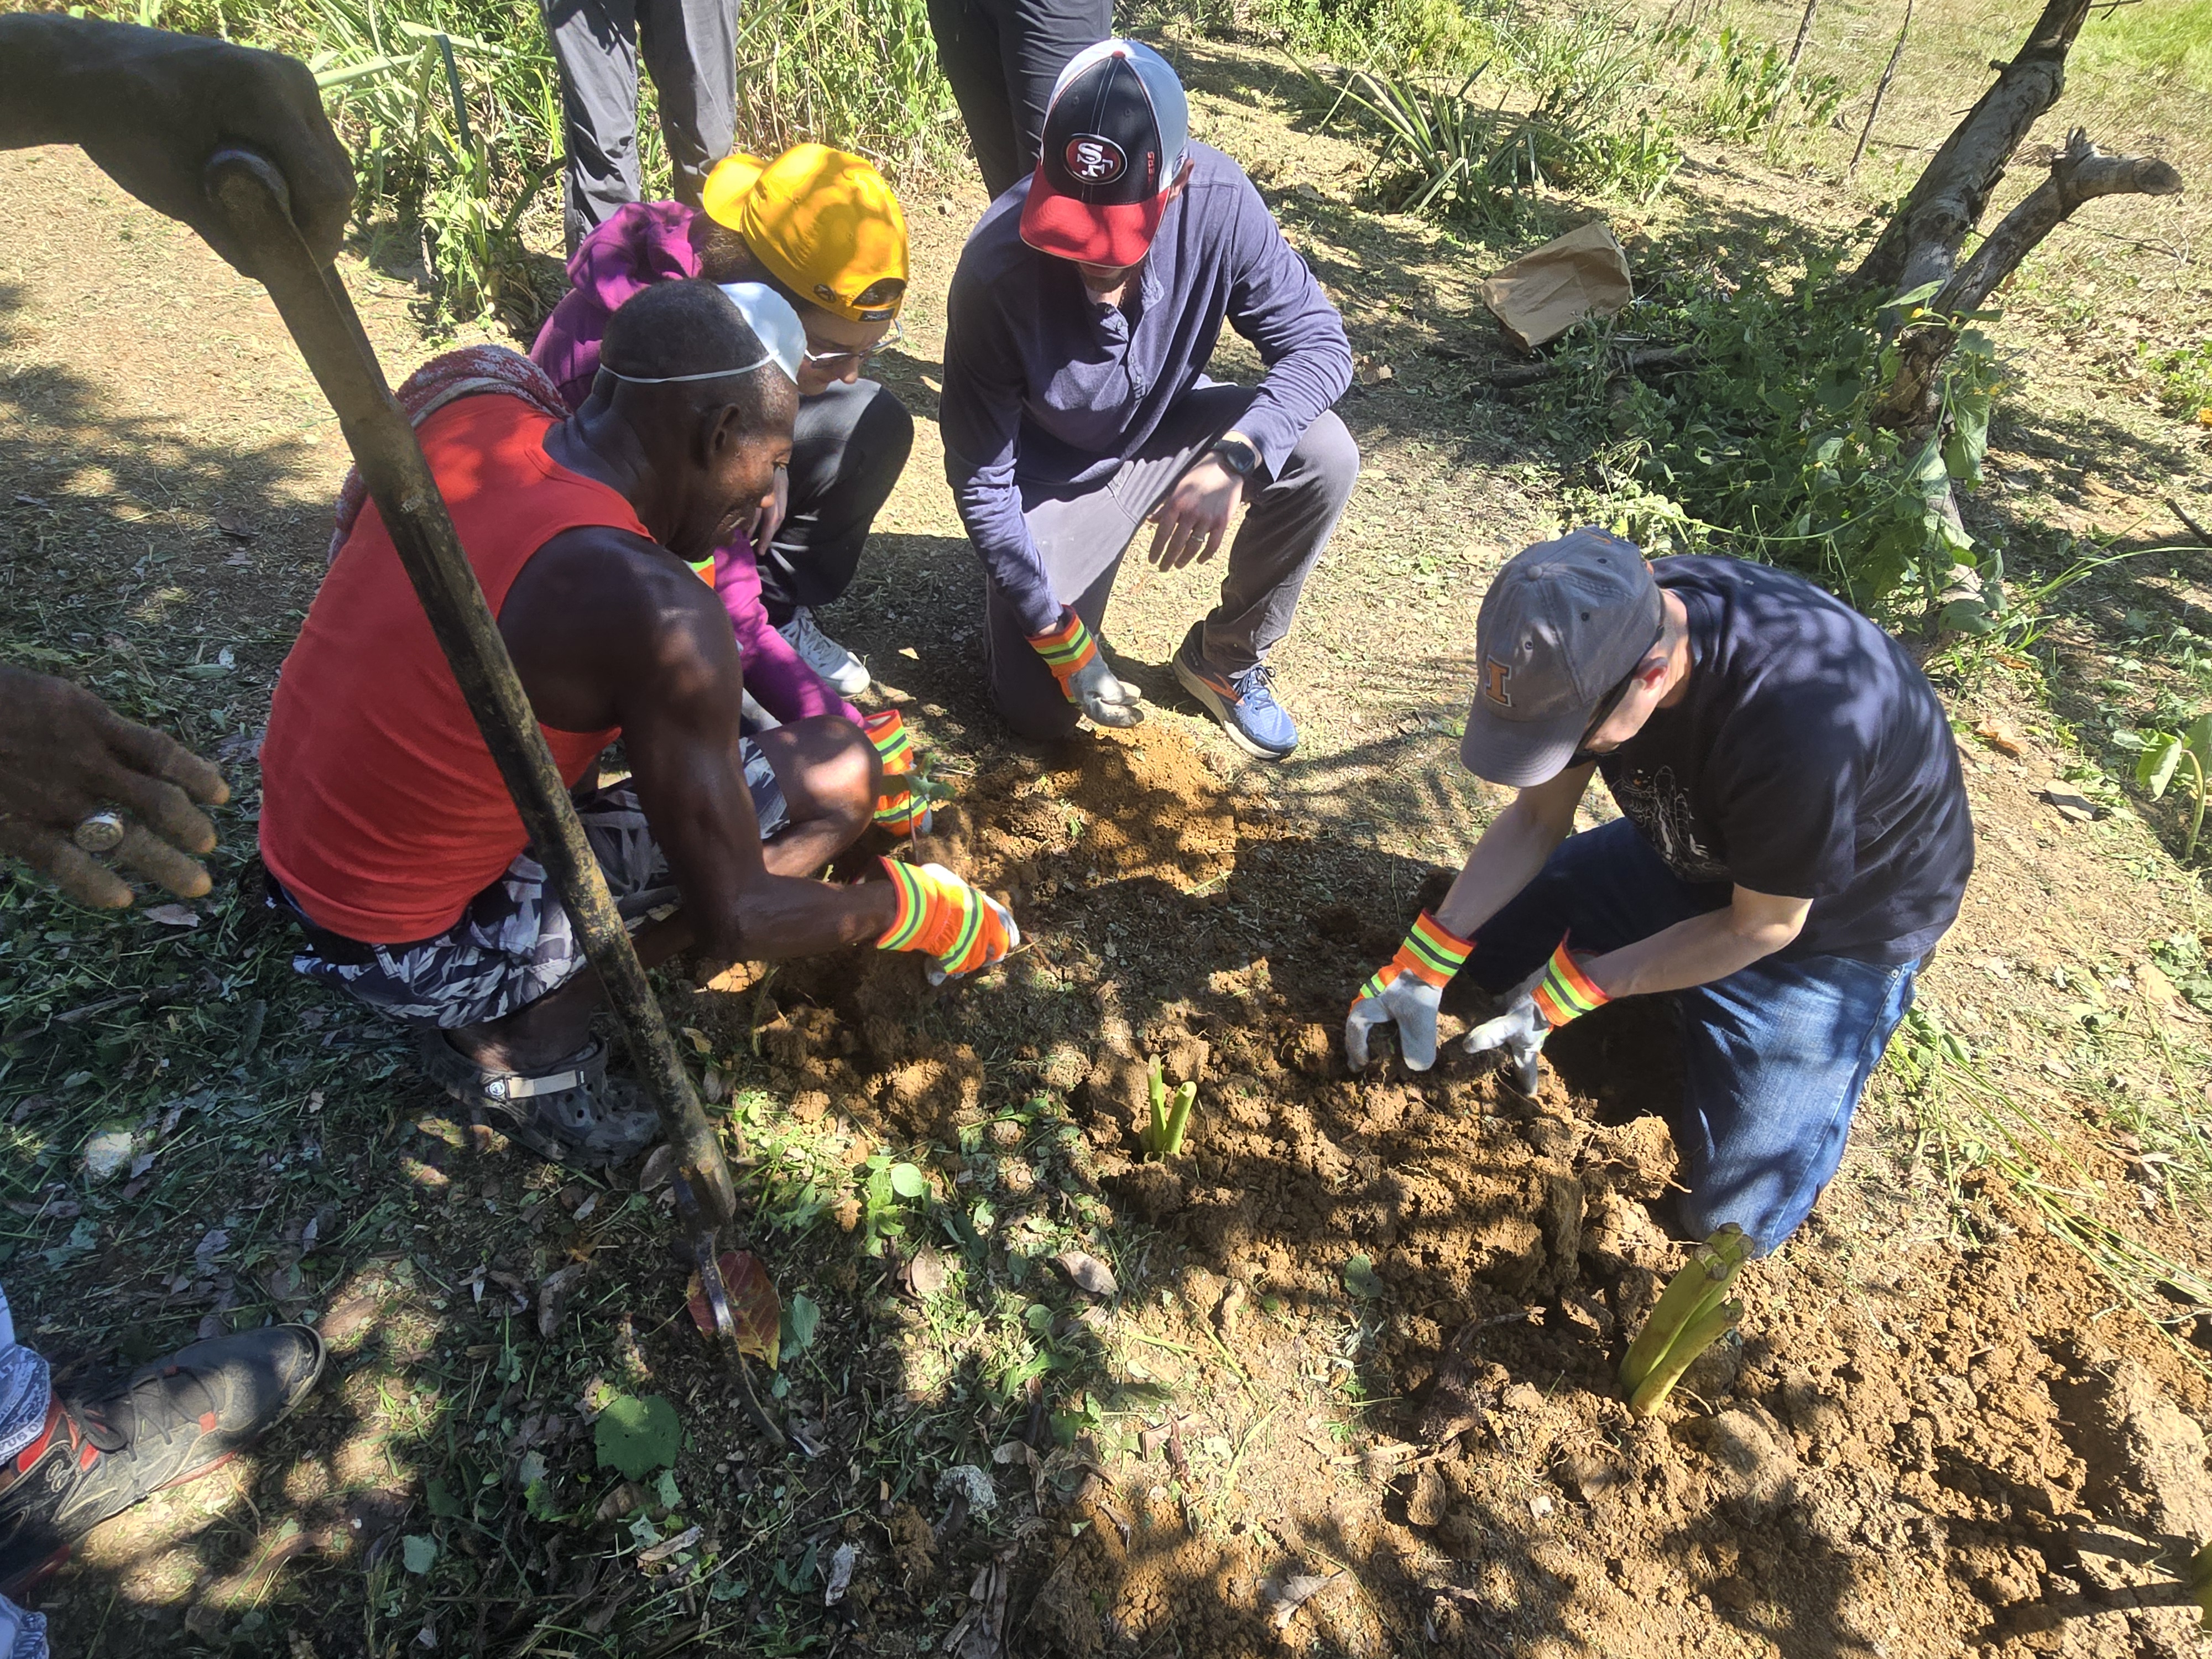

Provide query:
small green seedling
left=1619, top=1225, right=1751, bottom=1417
left=2138, top=714, right=2210, bottom=860
left=2186, top=1538, right=2212, bottom=1631
left=1140, top=1057, right=1198, bottom=1158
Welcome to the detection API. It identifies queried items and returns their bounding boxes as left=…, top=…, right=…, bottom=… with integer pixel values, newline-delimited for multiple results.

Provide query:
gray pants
left=984, top=383, right=1358, bottom=742
left=925, top=0, right=1112, bottom=199
left=542, top=0, right=738, bottom=253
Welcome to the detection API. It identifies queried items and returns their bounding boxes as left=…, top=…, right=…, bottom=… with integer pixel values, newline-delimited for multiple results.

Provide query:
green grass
left=2072, top=0, right=2212, bottom=96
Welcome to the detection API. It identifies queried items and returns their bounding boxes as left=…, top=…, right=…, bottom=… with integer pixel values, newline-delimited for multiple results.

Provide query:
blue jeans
left=0, top=1285, right=51, bottom=1659
left=1464, top=820, right=1922, bottom=1254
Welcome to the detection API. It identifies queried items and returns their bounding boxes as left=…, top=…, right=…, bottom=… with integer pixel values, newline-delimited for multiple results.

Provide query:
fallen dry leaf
left=214, top=508, right=258, bottom=541
left=685, top=1250, right=780, bottom=1366
left=822, top=1541, right=858, bottom=1605
left=636, top=1145, right=676, bottom=1194
left=144, top=903, right=200, bottom=928
left=901, top=1245, right=950, bottom=1299
left=2139, top=960, right=2179, bottom=1011
left=538, top=1263, right=586, bottom=1339
left=1407, top=1464, right=1449, bottom=1528
left=1053, top=1249, right=1118, bottom=1298
left=1973, top=717, right=2023, bottom=757
left=1263, top=1570, right=1345, bottom=1631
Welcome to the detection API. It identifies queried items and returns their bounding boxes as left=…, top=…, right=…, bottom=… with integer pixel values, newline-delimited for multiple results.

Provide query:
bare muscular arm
left=500, top=526, right=894, bottom=963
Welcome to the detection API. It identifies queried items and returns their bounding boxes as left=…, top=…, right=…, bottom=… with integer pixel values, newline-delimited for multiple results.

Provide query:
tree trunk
left=1854, top=0, right=2093, bottom=295
left=1872, top=129, right=2185, bottom=432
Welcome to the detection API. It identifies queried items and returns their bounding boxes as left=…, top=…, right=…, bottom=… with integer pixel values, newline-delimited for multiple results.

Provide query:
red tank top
left=259, top=395, right=644, bottom=943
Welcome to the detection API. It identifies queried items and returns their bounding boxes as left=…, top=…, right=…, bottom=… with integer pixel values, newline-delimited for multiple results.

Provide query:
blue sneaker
left=1172, top=622, right=1299, bottom=759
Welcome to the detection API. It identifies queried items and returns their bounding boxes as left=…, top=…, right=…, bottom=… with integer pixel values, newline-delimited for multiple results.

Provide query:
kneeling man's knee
left=1288, top=412, right=1359, bottom=506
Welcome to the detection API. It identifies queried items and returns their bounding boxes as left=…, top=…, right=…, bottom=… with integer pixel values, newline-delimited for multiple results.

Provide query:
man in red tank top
left=259, top=281, right=1016, bottom=1168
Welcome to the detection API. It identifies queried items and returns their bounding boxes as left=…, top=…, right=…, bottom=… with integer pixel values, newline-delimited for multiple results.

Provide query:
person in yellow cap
left=533, top=144, right=914, bottom=707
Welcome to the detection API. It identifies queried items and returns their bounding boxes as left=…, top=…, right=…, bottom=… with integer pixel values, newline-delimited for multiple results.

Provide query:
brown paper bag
left=1478, top=221, right=1634, bottom=353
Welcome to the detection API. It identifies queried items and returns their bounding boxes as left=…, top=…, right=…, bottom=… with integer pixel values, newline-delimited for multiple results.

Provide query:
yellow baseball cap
left=701, top=152, right=770, bottom=227
left=727, top=144, right=909, bottom=324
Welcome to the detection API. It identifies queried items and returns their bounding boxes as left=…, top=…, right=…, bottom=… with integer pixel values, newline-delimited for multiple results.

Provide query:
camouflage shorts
left=281, top=755, right=786, bottom=1030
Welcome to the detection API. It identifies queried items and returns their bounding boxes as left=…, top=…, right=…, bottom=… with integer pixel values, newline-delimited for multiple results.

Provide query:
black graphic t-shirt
left=1595, top=556, right=1975, bottom=964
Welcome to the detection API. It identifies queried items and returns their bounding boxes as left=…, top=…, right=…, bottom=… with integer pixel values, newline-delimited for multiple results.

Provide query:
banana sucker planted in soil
left=1620, top=1225, right=1751, bottom=1416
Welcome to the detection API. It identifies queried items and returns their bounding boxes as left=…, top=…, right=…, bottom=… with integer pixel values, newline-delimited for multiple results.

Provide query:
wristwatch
left=1208, top=435, right=1261, bottom=478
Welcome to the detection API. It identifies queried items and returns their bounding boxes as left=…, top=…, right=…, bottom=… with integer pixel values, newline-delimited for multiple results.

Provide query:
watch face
left=1216, top=439, right=1258, bottom=474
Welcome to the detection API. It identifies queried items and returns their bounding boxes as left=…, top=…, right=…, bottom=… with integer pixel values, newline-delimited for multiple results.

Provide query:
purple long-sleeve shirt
left=939, top=143, right=1354, bottom=638
left=529, top=201, right=861, bottom=728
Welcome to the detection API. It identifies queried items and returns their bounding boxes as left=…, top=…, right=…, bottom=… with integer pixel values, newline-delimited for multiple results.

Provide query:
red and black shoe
left=0, top=1324, right=325, bottom=1599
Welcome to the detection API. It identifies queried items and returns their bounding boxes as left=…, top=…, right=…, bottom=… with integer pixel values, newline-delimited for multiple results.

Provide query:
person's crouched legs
left=1669, top=953, right=1921, bottom=1253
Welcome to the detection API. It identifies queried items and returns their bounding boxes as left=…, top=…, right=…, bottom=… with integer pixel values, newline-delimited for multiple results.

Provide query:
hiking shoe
left=1172, top=622, right=1299, bottom=759
left=0, top=1324, right=325, bottom=1598
left=778, top=607, right=870, bottom=697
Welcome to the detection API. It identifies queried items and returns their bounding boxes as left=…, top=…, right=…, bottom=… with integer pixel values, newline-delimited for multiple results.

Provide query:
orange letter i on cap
left=1486, top=660, right=1512, bottom=707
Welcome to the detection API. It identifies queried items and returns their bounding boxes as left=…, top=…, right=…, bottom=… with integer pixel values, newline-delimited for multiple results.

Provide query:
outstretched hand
left=1146, top=457, right=1242, bottom=571
left=3, top=17, right=354, bottom=273
left=0, top=664, right=231, bottom=910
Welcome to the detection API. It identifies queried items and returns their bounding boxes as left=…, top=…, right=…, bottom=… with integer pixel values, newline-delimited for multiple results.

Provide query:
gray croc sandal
left=414, top=1031, right=662, bottom=1168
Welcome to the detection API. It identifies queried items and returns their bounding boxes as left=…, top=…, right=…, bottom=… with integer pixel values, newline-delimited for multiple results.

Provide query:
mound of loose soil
left=686, top=727, right=2212, bottom=1658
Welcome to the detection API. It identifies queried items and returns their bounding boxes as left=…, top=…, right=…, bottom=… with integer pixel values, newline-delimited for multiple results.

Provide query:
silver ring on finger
left=72, top=810, right=126, bottom=854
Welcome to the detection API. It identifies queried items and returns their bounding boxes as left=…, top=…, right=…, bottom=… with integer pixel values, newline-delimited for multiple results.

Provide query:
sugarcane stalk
left=1628, top=1297, right=1744, bottom=1417
left=1619, top=1225, right=1750, bottom=1394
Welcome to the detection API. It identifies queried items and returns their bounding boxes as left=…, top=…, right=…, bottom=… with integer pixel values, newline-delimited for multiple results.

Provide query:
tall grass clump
left=81, top=0, right=954, bottom=324
left=1305, top=5, right=1679, bottom=223
left=1244, top=0, right=1484, bottom=72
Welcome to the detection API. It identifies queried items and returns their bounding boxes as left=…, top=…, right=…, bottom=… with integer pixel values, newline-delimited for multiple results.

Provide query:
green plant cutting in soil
left=1140, top=1057, right=1199, bottom=1158
left=1616, top=1224, right=1750, bottom=1417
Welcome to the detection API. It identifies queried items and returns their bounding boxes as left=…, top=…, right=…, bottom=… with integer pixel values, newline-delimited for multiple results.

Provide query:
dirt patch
left=672, top=726, right=2212, bottom=1658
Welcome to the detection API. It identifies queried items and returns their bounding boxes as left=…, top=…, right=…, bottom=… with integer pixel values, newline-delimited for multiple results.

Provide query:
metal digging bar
left=203, top=147, right=785, bottom=1450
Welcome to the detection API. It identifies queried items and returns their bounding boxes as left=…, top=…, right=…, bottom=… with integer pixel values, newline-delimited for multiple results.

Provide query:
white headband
left=598, top=356, right=773, bottom=384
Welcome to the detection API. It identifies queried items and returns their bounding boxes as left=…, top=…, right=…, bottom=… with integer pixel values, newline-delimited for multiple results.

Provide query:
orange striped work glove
left=864, top=709, right=931, bottom=836
left=1463, top=938, right=1608, bottom=1095
left=1029, top=609, right=1141, bottom=728
left=875, top=857, right=1018, bottom=984
left=1344, top=911, right=1475, bottom=1072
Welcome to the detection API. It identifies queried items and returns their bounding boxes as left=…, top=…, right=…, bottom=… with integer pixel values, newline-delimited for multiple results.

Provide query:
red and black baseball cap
left=1019, top=39, right=1191, bottom=268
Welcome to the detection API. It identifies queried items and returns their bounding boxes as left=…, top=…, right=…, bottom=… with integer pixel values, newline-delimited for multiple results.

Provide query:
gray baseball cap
left=1459, top=528, right=1663, bottom=787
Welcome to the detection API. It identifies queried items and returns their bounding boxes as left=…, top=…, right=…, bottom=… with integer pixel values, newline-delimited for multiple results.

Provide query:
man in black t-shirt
left=1343, top=529, right=1975, bottom=1253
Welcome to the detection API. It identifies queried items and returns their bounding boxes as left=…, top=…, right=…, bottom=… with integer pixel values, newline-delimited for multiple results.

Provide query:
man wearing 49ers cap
left=1344, top=531, right=1976, bottom=1254
left=940, top=39, right=1358, bottom=759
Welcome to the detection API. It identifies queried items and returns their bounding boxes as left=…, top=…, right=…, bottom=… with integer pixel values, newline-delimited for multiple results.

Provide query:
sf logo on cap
left=1065, top=135, right=1127, bottom=183
left=1485, top=659, right=1513, bottom=706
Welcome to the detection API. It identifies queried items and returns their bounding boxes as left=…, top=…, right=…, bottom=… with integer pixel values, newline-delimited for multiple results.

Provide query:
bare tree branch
left=1934, top=128, right=2183, bottom=314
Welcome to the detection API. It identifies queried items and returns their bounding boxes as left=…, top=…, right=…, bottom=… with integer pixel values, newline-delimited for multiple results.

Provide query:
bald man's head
left=587, top=279, right=797, bottom=562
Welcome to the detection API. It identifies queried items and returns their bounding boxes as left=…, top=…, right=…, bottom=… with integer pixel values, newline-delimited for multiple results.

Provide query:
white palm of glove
left=1345, top=972, right=1444, bottom=1072
left=1067, top=656, right=1142, bottom=728
left=1463, top=966, right=1551, bottom=1095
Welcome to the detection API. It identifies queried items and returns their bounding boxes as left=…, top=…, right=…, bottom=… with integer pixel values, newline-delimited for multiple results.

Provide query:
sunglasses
left=1566, top=617, right=1666, bottom=768
left=802, top=318, right=902, bottom=369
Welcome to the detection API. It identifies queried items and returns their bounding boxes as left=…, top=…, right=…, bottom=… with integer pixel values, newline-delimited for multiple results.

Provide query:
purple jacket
left=529, top=202, right=862, bottom=728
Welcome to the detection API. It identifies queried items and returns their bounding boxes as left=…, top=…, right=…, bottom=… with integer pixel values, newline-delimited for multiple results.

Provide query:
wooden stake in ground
left=1785, top=0, right=1819, bottom=72
left=1849, top=0, right=1913, bottom=179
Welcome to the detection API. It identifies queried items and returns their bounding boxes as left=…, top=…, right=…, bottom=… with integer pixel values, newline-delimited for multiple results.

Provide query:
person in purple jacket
left=940, top=40, right=1358, bottom=760
left=532, top=145, right=914, bottom=716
